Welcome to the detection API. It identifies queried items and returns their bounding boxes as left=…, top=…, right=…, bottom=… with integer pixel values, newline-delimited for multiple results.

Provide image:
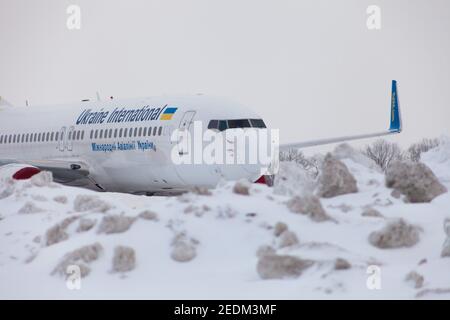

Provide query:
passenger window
left=124, top=128, right=128, bottom=138
left=38, top=133, right=41, bottom=142
left=148, top=127, right=152, bottom=136
left=22, top=134, right=25, bottom=143
left=90, top=130, right=93, bottom=139
left=143, top=127, right=147, bottom=136
left=0, top=135, right=3, bottom=144
left=119, top=128, right=123, bottom=138
left=114, top=128, right=118, bottom=138
left=8, top=135, right=12, bottom=143
left=50, top=132, right=53, bottom=141
left=208, top=120, right=218, bottom=130
left=138, top=127, right=142, bottom=136
left=94, top=129, right=98, bottom=139
left=152, top=127, right=157, bottom=136
left=81, top=131, right=84, bottom=140
left=134, top=127, right=138, bottom=137
left=46, top=132, right=50, bottom=141
left=55, top=132, right=59, bottom=141
left=109, top=129, right=113, bottom=138
left=158, top=126, right=162, bottom=136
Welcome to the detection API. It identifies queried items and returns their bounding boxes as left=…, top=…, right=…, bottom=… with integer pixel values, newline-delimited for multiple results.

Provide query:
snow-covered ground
left=1, top=138, right=450, bottom=300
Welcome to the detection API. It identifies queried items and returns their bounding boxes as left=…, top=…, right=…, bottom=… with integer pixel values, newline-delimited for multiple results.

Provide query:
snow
left=1, top=140, right=450, bottom=299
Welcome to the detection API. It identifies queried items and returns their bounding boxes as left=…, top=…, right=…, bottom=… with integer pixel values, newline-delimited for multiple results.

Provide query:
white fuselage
left=0, top=95, right=266, bottom=194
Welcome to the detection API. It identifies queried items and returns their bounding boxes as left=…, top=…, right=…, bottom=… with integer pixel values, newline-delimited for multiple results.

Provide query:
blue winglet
left=389, top=80, right=402, bottom=132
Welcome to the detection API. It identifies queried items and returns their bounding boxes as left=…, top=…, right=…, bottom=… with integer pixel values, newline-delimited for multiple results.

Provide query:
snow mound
left=385, top=161, right=447, bottom=203
left=369, top=218, right=421, bottom=249
left=256, top=254, right=314, bottom=279
left=52, top=243, right=103, bottom=278
left=30, top=171, right=54, bottom=187
left=273, top=161, right=316, bottom=196
left=97, top=214, right=136, bottom=234
left=422, top=136, right=450, bottom=184
left=317, top=153, right=358, bottom=198
left=45, top=216, right=79, bottom=246
left=73, top=195, right=111, bottom=213
left=286, top=194, right=331, bottom=222
left=1, top=138, right=450, bottom=299
left=112, top=246, right=136, bottom=273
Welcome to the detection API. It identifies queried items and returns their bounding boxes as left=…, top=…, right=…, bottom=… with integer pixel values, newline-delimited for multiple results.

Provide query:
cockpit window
left=207, top=118, right=266, bottom=131
left=250, top=119, right=266, bottom=128
left=228, top=119, right=251, bottom=129
left=208, top=120, right=218, bottom=129
left=218, top=120, right=228, bottom=131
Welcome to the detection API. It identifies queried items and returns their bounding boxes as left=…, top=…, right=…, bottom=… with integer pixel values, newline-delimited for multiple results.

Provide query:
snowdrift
left=0, top=140, right=450, bottom=299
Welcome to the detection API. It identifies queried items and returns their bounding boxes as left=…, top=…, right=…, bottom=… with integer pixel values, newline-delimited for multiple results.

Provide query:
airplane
left=0, top=80, right=402, bottom=195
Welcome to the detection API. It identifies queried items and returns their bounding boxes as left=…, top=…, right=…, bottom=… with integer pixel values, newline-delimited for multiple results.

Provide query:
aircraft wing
left=0, top=158, right=90, bottom=183
left=280, top=80, right=402, bottom=150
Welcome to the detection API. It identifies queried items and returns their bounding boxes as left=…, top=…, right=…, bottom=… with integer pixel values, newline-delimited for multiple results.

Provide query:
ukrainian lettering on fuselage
left=75, top=104, right=167, bottom=125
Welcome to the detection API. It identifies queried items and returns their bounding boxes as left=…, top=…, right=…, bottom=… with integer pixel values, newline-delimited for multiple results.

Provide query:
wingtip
left=389, top=80, right=402, bottom=133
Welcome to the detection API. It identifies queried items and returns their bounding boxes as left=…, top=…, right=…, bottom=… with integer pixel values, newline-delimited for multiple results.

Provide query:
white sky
left=1, top=0, right=449, bottom=152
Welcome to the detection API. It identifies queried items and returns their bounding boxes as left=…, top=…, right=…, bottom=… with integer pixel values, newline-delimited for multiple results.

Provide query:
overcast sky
left=1, top=0, right=449, bottom=151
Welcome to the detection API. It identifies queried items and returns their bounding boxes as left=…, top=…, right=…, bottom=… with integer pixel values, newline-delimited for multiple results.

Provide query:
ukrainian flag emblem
left=160, top=107, right=177, bottom=120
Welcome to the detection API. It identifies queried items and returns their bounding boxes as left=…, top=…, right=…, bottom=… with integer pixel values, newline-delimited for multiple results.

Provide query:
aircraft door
left=177, top=111, right=196, bottom=155
left=58, top=127, right=66, bottom=152
left=67, top=126, right=74, bottom=151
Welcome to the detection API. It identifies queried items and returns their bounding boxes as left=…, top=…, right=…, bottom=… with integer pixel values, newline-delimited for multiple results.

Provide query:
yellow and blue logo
left=160, top=107, right=178, bottom=120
